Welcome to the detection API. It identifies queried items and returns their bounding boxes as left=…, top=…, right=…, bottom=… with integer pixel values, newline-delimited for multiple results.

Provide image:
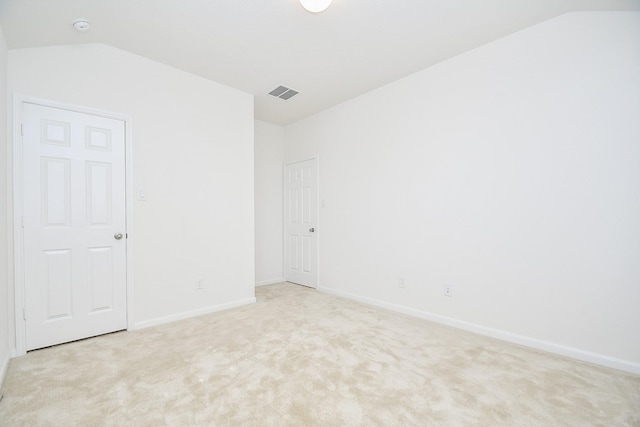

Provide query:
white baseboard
left=317, top=286, right=640, bottom=376
left=255, top=278, right=284, bottom=287
left=134, top=297, right=256, bottom=330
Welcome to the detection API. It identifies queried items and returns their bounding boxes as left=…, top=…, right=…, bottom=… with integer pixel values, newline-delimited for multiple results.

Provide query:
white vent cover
left=269, top=85, right=299, bottom=100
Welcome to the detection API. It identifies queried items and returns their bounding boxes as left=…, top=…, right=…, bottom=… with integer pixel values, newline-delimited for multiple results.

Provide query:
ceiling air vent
left=269, top=85, right=299, bottom=100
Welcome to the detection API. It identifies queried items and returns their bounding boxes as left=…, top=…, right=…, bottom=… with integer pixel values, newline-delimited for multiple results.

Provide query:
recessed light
left=73, top=19, right=90, bottom=33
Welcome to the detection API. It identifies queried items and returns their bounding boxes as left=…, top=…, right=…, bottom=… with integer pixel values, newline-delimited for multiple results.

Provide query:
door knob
left=114, top=233, right=123, bottom=240
left=309, top=228, right=315, bottom=232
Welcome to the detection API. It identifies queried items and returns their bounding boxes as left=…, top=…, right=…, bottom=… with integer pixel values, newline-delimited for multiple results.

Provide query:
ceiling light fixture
left=72, top=19, right=91, bottom=33
left=299, top=0, right=332, bottom=13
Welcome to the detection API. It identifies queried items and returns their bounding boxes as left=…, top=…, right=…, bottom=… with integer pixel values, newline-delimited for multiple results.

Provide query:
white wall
left=8, top=43, right=255, bottom=331
left=0, top=24, right=10, bottom=382
left=284, top=12, right=640, bottom=372
left=254, top=120, right=284, bottom=286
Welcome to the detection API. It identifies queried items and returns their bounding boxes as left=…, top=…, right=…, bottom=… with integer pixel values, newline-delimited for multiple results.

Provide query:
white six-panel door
left=284, top=159, right=318, bottom=288
left=22, top=102, right=127, bottom=351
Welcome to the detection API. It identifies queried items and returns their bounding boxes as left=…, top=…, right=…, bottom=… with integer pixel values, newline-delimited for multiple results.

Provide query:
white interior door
left=284, top=158, right=318, bottom=288
left=22, top=102, right=127, bottom=351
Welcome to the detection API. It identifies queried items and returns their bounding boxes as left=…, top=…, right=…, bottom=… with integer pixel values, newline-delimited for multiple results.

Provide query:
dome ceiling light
left=299, top=0, right=333, bottom=13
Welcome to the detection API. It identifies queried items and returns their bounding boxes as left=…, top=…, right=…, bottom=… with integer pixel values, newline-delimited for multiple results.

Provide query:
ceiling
left=1, top=0, right=639, bottom=125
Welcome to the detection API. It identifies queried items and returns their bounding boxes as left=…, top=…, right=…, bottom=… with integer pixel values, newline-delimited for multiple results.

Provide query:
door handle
left=114, top=233, right=123, bottom=240
left=309, top=228, right=315, bottom=232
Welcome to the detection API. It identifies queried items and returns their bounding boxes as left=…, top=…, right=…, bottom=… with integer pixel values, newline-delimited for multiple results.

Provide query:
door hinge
left=23, top=308, right=26, bottom=320
left=21, top=123, right=24, bottom=136
left=21, top=215, right=25, bottom=228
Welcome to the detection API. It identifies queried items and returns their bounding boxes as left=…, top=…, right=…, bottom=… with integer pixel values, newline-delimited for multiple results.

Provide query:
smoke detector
left=73, top=19, right=91, bottom=33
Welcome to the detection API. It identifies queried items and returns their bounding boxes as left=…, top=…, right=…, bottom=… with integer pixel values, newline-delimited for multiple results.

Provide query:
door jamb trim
left=11, top=94, right=135, bottom=356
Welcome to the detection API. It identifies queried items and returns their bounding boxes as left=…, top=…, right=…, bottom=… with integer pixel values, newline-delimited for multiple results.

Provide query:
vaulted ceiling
left=1, top=0, right=638, bottom=125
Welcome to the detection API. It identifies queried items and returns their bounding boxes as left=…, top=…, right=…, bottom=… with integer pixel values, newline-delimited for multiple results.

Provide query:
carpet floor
left=1, top=282, right=639, bottom=426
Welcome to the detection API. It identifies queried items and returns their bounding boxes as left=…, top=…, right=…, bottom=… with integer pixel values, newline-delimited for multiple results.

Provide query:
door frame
left=283, top=156, right=320, bottom=288
left=11, top=94, right=135, bottom=357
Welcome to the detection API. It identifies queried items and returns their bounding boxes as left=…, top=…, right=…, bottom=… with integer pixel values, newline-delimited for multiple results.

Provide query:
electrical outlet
left=399, top=277, right=406, bottom=288
left=196, top=279, right=205, bottom=290
left=444, top=285, right=454, bottom=297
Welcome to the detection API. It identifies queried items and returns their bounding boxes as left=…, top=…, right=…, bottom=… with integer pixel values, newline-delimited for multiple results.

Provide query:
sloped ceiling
left=1, top=0, right=638, bottom=125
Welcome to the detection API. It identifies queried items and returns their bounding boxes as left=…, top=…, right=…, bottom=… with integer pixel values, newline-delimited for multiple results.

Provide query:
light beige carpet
left=1, top=282, right=639, bottom=426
